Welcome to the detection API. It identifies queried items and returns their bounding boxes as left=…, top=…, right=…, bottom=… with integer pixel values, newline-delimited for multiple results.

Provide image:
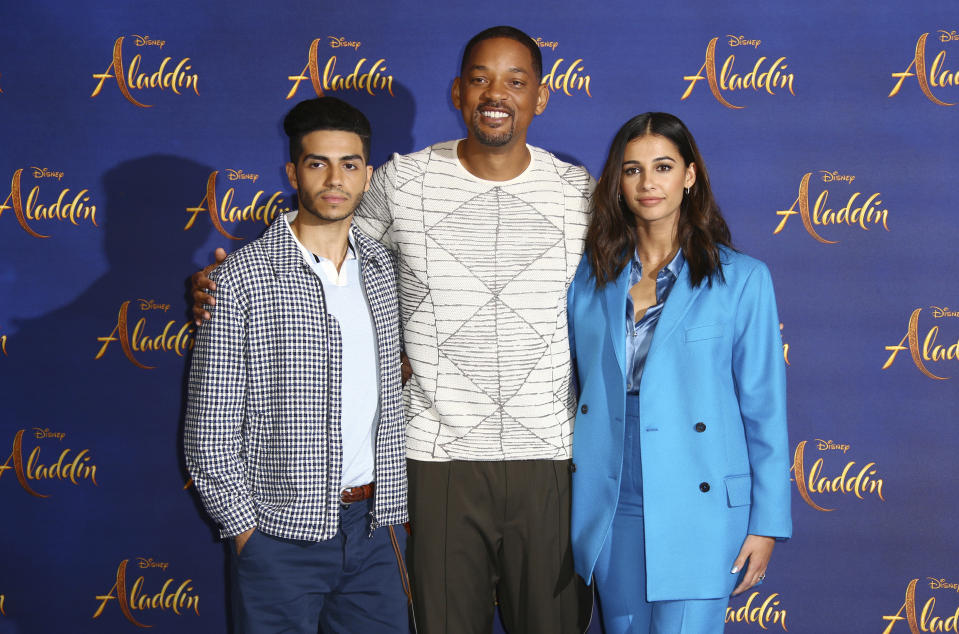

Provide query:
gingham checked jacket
left=184, top=215, right=407, bottom=541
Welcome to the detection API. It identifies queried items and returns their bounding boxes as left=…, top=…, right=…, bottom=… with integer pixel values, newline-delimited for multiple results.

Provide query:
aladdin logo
left=0, top=429, right=98, bottom=498
left=95, top=300, right=195, bottom=370
left=287, top=37, right=394, bottom=99
left=791, top=440, right=885, bottom=512
left=534, top=37, right=591, bottom=96
left=184, top=170, right=290, bottom=240
left=882, top=578, right=959, bottom=633
left=542, top=55, right=592, bottom=97
left=883, top=307, right=959, bottom=380
left=780, top=322, right=790, bottom=366
left=0, top=168, right=98, bottom=238
left=682, top=36, right=795, bottom=109
left=725, top=591, right=788, bottom=631
left=889, top=32, right=959, bottom=106
left=773, top=172, right=889, bottom=244
left=93, top=558, right=200, bottom=628
left=91, top=36, right=199, bottom=108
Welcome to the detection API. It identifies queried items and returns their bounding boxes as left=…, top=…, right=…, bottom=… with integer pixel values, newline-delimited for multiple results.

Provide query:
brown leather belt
left=340, top=482, right=375, bottom=504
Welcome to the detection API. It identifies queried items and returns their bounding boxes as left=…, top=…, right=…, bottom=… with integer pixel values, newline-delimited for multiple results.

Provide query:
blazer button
left=569, top=462, right=577, bottom=473
left=695, top=422, right=706, bottom=432
left=699, top=482, right=710, bottom=492
left=581, top=404, right=588, bottom=414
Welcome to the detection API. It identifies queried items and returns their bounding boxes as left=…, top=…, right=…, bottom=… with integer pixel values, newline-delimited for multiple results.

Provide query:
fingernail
left=731, top=566, right=740, bottom=574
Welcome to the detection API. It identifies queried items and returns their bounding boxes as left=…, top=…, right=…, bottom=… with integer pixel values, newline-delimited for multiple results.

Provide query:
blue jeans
left=232, top=498, right=409, bottom=633
left=593, top=396, right=727, bottom=634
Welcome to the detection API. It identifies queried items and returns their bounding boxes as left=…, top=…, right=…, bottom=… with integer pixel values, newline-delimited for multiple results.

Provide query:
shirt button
left=581, top=404, right=589, bottom=414
left=695, top=422, right=706, bottom=432
left=699, top=482, right=711, bottom=493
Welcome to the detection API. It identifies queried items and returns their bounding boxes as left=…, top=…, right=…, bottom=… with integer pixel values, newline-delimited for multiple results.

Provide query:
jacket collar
left=602, top=260, right=633, bottom=374
left=645, top=256, right=705, bottom=360
left=600, top=250, right=709, bottom=373
left=262, top=211, right=390, bottom=280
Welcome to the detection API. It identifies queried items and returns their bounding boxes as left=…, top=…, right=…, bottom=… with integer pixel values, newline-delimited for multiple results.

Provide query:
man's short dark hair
left=283, top=97, right=372, bottom=163
left=460, top=26, right=543, bottom=81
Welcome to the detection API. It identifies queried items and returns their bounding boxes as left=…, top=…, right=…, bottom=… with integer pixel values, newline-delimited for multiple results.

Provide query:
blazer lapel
left=647, top=258, right=705, bottom=359
left=601, top=263, right=632, bottom=376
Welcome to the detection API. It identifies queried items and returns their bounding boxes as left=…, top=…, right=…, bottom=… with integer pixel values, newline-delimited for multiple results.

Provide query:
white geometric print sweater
left=355, top=140, right=593, bottom=462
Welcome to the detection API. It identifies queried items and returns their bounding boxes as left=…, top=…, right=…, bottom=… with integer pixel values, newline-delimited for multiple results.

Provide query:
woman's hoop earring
left=684, top=187, right=690, bottom=196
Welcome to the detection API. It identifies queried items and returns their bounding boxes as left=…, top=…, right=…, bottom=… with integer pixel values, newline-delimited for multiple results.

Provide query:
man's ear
left=285, top=162, right=297, bottom=191
left=451, top=76, right=462, bottom=111
left=535, top=81, right=549, bottom=116
left=364, top=165, right=373, bottom=192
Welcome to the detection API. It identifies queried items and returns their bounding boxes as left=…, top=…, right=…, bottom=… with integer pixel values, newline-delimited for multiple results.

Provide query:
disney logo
left=727, top=35, right=761, bottom=48
left=814, top=439, right=850, bottom=453
left=534, top=37, right=559, bottom=50
left=928, top=577, right=959, bottom=592
left=136, top=557, right=169, bottom=571
left=328, top=36, right=361, bottom=50
left=30, top=167, right=64, bottom=181
left=930, top=306, right=959, bottom=318
left=225, top=169, right=259, bottom=184
left=132, top=35, right=166, bottom=49
left=33, top=428, right=66, bottom=441
left=819, top=170, right=855, bottom=184
left=136, top=299, right=170, bottom=312
left=939, top=30, right=959, bottom=42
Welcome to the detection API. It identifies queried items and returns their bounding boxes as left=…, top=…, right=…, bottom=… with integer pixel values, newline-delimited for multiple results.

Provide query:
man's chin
left=473, top=130, right=513, bottom=147
left=298, top=206, right=355, bottom=223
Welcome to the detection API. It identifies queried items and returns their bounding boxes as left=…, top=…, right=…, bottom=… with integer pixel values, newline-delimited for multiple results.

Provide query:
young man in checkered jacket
left=184, top=97, right=410, bottom=633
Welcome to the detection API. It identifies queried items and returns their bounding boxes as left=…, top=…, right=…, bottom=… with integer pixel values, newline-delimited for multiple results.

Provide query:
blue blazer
left=567, top=247, right=792, bottom=601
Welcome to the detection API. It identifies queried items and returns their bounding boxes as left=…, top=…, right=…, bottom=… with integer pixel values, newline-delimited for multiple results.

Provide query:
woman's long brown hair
left=586, top=112, right=733, bottom=288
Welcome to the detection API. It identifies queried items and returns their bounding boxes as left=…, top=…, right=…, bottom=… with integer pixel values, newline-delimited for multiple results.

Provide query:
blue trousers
left=593, top=396, right=727, bottom=634
left=232, top=498, right=409, bottom=633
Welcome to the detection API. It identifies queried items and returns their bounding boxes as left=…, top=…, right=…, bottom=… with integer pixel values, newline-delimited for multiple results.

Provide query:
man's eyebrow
left=466, top=64, right=529, bottom=76
left=301, top=153, right=365, bottom=163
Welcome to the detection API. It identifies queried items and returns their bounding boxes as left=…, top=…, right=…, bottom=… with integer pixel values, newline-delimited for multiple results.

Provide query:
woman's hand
left=730, top=534, right=775, bottom=595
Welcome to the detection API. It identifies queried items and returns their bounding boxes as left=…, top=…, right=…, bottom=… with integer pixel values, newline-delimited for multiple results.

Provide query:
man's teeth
left=481, top=111, right=509, bottom=118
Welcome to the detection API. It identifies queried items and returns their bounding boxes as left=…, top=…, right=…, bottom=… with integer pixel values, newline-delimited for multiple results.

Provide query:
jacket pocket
left=684, top=323, right=723, bottom=342
left=724, top=474, right=752, bottom=507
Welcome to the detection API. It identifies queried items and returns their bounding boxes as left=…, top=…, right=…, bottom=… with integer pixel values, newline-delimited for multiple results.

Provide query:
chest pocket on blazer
left=684, top=323, right=723, bottom=342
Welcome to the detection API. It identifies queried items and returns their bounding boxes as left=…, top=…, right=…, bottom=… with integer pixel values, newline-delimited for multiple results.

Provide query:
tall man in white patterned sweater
left=193, top=26, right=593, bottom=633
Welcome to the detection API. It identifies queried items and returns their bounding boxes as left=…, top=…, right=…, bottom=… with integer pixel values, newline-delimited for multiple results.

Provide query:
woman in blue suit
left=567, top=113, right=792, bottom=633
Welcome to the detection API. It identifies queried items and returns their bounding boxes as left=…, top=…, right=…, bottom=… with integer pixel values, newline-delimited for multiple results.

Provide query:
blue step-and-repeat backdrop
left=1, top=1, right=958, bottom=632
